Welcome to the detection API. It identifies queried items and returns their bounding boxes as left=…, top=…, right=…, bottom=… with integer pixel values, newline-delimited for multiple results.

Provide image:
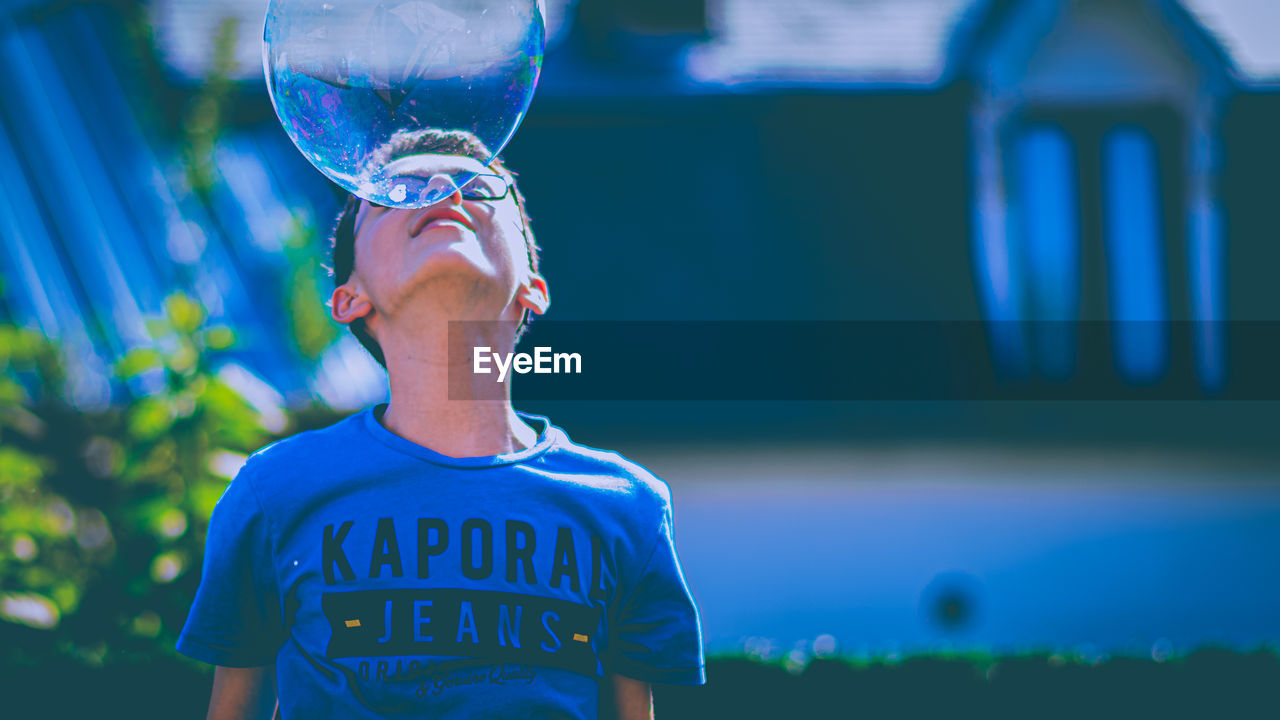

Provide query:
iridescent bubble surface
left=263, top=0, right=544, bottom=208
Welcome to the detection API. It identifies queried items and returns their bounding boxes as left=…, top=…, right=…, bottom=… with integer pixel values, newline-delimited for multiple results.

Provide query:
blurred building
left=1, top=0, right=1278, bottom=423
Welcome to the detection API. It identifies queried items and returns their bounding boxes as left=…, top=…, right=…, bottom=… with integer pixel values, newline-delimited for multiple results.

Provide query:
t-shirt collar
left=362, top=403, right=560, bottom=468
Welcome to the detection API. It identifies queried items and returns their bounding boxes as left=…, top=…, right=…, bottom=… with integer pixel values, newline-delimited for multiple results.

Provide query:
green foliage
left=181, top=15, right=240, bottom=197
left=283, top=212, right=341, bottom=360
left=0, top=293, right=275, bottom=667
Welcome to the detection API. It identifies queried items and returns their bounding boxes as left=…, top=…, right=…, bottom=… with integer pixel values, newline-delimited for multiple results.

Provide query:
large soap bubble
left=263, top=0, right=544, bottom=208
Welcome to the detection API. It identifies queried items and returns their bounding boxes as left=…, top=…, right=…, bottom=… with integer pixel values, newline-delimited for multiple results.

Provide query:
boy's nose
left=424, top=173, right=465, bottom=206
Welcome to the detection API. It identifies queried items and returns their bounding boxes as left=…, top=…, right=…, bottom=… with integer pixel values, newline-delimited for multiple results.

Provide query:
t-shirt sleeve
left=607, top=488, right=706, bottom=685
left=176, top=467, right=286, bottom=667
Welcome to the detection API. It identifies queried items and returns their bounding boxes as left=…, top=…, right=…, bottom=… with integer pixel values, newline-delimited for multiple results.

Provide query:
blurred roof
left=0, top=2, right=384, bottom=410
left=1179, top=0, right=1280, bottom=83
left=691, top=0, right=1279, bottom=88
left=688, top=0, right=973, bottom=87
left=152, top=0, right=1280, bottom=89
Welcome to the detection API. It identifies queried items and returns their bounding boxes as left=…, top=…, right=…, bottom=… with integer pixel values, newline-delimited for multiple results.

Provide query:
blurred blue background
left=2, top=0, right=1279, bottom=665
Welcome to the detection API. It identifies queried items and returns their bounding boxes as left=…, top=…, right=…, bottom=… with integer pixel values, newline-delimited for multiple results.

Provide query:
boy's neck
left=376, top=319, right=537, bottom=458
left=379, top=397, right=538, bottom=459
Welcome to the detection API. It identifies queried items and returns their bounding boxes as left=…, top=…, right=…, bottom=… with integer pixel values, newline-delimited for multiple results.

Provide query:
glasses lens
left=383, top=173, right=465, bottom=206
left=381, top=171, right=505, bottom=205
left=461, top=173, right=507, bottom=199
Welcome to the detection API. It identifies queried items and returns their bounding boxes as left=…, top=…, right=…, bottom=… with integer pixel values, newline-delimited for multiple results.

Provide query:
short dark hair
left=329, top=129, right=540, bottom=368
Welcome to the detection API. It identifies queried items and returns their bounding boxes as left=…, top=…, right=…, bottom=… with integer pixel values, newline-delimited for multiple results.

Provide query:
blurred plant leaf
left=202, top=325, right=236, bottom=351
left=0, top=447, right=48, bottom=488
left=145, top=318, right=170, bottom=339
left=127, top=397, right=173, bottom=441
left=283, top=212, right=340, bottom=360
left=116, top=348, right=162, bottom=379
left=164, top=294, right=206, bottom=335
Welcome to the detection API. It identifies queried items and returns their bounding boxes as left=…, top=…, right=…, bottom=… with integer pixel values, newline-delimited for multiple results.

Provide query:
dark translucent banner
left=446, top=321, right=1279, bottom=401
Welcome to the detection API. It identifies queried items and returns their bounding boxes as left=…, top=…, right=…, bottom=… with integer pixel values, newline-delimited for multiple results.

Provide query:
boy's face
left=332, top=153, right=548, bottom=341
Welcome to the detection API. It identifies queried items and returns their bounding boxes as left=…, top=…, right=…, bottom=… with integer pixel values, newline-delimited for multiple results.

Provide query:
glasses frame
left=367, top=171, right=513, bottom=209
left=456, top=172, right=512, bottom=202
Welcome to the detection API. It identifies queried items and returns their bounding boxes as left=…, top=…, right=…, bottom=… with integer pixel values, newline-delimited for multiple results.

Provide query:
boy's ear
left=516, top=273, right=550, bottom=316
left=330, top=283, right=375, bottom=326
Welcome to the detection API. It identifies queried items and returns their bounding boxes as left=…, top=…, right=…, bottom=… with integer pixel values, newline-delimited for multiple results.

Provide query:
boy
left=177, top=130, right=705, bottom=719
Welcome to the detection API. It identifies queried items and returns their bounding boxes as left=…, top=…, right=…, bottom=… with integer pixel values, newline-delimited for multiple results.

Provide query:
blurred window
left=1102, top=126, right=1168, bottom=383
left=1014, top=124, right=1079, bottom=380
left=996, top=109, right=1192, bottom=389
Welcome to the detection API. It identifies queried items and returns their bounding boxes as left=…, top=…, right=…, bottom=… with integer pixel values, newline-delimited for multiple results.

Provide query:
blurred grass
left=0, top=649, right=1275, bottom=718
left=652, top=648, right=1280, bottom=719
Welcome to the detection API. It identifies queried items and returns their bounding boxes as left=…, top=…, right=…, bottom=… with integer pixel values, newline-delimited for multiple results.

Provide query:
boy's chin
left=408, top=242, right=504, bottom=279
left=398, top=267, right=513, bottom=316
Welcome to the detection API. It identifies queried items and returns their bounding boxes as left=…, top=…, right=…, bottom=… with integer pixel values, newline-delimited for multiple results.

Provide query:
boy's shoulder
left=542, top=431, right=674, bottom=509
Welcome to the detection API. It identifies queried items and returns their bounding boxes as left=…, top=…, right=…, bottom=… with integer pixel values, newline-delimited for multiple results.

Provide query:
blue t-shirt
left=177, top=405, right=705, bottom=719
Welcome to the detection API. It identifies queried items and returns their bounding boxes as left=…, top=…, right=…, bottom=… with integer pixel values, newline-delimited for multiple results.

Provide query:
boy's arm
left=611, top=674, right=654, bottom=720
left=207, top=665, right=278, bottom=720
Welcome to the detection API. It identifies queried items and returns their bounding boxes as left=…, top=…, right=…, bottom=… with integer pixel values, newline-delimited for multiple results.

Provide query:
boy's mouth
left=410, top=207, right=475, bottom=237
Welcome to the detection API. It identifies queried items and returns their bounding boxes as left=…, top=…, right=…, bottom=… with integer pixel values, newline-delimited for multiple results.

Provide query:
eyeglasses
left=382, top=171, right=512, bottom=207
